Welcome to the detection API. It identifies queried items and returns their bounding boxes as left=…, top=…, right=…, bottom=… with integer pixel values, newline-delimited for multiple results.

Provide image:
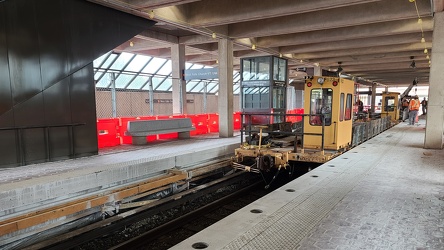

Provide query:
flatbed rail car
left=231, top=113, right=391, bottom=172
left=232, top=75, right=394, bottom=173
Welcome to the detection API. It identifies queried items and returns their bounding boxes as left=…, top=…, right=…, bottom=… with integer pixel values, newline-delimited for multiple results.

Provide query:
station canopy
left=93, top=51, right=241, bottom=94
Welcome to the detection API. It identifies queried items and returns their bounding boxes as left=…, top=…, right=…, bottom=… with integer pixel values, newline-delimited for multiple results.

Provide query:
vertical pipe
left=300, top=115, right=305, bottom=153
left=45, top=127, right=50, bottom=161
left=149, top=77, right=154, bottom=116
left=203, top=81, right=207, bottom=113
left=321, top=115, right=325, bottom=155
left=111, top=73, right=117, bottom=118
left=69, top=126, right=74, bottom=157
left=18, top=129, right=25, bottom=166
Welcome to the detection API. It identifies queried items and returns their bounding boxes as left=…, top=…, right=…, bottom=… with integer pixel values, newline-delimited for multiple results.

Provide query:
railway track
left=28, top=170, right=260, bottom=250
left=110, top=180, right=267, bottom=250
left=21, top=160, right=306, bottom=250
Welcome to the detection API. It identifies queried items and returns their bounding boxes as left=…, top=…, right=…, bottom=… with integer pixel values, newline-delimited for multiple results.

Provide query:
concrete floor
left=171, top=118, right=444, bottom=250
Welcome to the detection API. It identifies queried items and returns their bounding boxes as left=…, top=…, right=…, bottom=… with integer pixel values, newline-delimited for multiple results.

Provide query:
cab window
left=310, top=88, right=332, bottom=126
left=345, top=94, right=352, bottom=120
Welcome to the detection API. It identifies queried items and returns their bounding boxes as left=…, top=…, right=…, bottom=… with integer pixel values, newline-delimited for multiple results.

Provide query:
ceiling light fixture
left=148, top=10, right=155, bottom=19
left=424, top=48, right=428, bottom=53
left=421, top=37, right=425, bottom=43
left=212, top=32, right=216, bottom=39
left=129, top=41, right=134, bottom=47
left=426, top=55, right=430, bottom=59
left=409, top=0, right=415, bottom=2
left=417, top=18, right=422, bottom=24
left=252, top=44, right=256, bottom=50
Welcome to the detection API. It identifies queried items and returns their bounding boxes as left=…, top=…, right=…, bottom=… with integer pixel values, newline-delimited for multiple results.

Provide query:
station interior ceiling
left=89, top=0, right=444, bottom=88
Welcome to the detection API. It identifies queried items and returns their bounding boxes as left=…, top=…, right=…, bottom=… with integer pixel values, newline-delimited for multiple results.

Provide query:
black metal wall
left=0, top=0, right=154, bottom=168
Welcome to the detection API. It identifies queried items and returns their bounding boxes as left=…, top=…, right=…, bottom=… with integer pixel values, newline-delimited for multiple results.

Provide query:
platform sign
left=183, top=68, right=218, bottom=80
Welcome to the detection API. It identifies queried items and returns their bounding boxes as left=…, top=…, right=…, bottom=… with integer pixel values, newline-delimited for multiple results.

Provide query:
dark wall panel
left=35, top=0, right=69, bottom=89
left=49, top=127, right=70, bottom=161
left=0, top=0, right=154, bottom=168
left=0, top=111, right=18, bottom=168
left=6, top=0, right=43, bottom=106
left=13, top=93, right=45, bottom=127
left=22, top=128, right=46, bottom=165
left=44, top=77, right=72, bottom=125
left=0, top=3, right=13, bottom=118
left=70, top=64, right=98, bottom=156
left=65, top=0, right=94, bottom=76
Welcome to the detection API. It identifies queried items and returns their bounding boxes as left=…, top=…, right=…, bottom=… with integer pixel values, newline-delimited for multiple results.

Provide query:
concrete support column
left=218, top=38, right=234, bottom=138
left=171, top=44, right=187, bottom=114
left=371, top=83, right=377, bottom=114
left=424, top=12, right=444, bottom=149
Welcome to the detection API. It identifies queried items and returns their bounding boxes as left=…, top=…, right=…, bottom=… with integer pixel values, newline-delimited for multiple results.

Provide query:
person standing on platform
left=401, top=98, right=409, bottom=122
left=421, top=97, right=428, bottom=115
left=408, top=95, right=420, bottom=125
left=356, top=99, right=364, bottom=113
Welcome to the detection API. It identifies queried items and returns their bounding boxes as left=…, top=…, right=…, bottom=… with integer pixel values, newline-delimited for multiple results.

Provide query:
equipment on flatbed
left=232, top=69, right=393, bottom=173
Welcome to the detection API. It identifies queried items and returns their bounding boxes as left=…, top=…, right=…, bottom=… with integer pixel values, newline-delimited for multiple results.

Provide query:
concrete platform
left=0, top=134, right=240, bottom=220
left=172, top=119, right=444, bottom=250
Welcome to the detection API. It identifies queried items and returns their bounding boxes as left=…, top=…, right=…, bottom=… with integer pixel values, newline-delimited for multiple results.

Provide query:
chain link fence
left=95, top=88, right=240, bottom=119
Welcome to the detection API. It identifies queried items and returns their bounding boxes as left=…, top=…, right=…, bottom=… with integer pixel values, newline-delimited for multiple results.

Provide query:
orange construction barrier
left=207, top=113, right=219, bottom=133
left=97, top=118, right=120, bottom=148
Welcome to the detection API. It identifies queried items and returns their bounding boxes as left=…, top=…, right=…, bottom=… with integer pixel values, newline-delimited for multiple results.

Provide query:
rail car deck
left=172, top=117, right=444, bottom=250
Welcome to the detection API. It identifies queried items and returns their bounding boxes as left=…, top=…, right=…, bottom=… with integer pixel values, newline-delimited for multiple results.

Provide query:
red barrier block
left=233, top=112, right=241, bottom=130
left=207, top=113, right=219, bottom=133
left=119, top=117, right=138, bottom=144
left=295, top=108, right=304, bottom=122
left=189, top=114, right=209, bottom=135
left=97, top=118, right=120, bottom=148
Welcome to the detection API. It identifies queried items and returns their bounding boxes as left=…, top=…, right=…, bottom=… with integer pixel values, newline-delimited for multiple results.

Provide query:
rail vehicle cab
left=381, top=92, right=399, bottom=122
left=303, top=76, right=355, bottom=151
left=241, top=56, right=288, bottom=124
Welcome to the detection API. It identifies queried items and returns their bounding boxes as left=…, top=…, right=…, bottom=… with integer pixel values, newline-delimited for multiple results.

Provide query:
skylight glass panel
left=101, top=54, right=118, bottom=68
left=96, top=74, right=111, bottom=88
left=126, top=75, right=150, bottom=90
left=156, top=61, right=172, bottom=76
left=187, top=81, right=201, bottom=92
left=142, top=58, right=167, bottom=74
left=190, top=64, right=205, bottom=69
left=233, top=71, right=240, bottom=82
left=185, top=62, right=193, bottom=69
left=115, top=74, right=133, bottom=88
left=156, top=78, right=172, bottom=91
left=126, top=55, right=151, bottom=72
left=109, top=52, right=134, bottom=70
left=234, top=85, right=240, bottom=94
left=93, top=52, right=111, bottom=68
left=207, top=82, right=218, bottom=93
left=142, top=76, right=163, bottom=90
left=94, top=71, right=104, bottom=81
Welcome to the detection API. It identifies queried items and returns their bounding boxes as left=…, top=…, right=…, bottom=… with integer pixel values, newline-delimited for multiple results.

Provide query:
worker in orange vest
left=408, top=95, right=420, bottom=125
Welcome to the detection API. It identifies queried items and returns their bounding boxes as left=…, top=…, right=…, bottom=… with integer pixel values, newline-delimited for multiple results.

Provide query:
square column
left=424, top=12, right=444, bottom=149
left=171, top=44, right=187, bottom=114
left=218, top=38, right=234, bottom=138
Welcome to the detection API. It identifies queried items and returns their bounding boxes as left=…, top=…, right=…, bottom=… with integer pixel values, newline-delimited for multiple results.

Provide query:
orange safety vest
left=409, top=99, right=420, bottom=110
